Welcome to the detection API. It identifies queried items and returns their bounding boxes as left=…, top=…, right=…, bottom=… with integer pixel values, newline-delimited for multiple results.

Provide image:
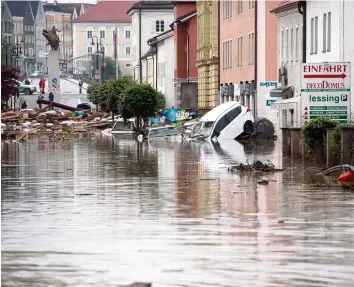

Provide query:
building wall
left=131, top=9, right=175, bottom=82
left=196, top=0, right=219, bottom=114
left=256, top=1, right=279, bottom=121
left=220, top=0, right=255, bottom=84
left=1, top=1, right=13, bottom=67
left=35, top=2, right=46, bottom=71
left=24, top=2, right=36, bottom=72
left=307, top=0, right=354, bottom=117
left=157, top=36, right=175, bottom=108
left=73, top=22, right=133, bottom=76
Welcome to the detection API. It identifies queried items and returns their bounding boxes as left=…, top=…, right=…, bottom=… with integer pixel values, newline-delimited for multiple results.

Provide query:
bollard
left=290, top=128, right=302, bottom=158
left=326, top=129, right=338, bottom=167
left=281, top=128, right=291, bottom=157
left=341, top=127, right=354, bottom=165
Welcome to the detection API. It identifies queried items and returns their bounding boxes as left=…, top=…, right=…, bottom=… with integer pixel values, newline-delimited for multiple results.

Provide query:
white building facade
left=271, top=2, right=304, bottom=128
left=306, top=0, right=354, bottom=116
left=127, top=2, right=174, bottom=83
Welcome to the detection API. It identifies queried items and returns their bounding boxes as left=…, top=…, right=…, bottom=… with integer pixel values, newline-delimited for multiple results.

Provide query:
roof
left=43, top=4, right=64, bottom=13
left=127, top=1, right=174, bottom=15
left=7, top=1, right=27, bottom=17
left=73, top=1, right=133, bottom=23
left=175, top=9, right=196, bottom=22
left=270, top=1, right=300, bottom=14
left=30, top=1, right=39, bottom=17
left=141, top=46, right=157, bottom=60
left=147, top=29, right=173, bottom=45
left=56, top=3, right=81, bottom=15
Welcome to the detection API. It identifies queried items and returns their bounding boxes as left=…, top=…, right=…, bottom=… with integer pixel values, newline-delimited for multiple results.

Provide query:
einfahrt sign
left=301, top=62, right=351, bottom=125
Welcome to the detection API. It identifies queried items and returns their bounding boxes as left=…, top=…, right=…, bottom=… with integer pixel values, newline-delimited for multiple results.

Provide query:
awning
left=270, top=96, right=300, bottom=110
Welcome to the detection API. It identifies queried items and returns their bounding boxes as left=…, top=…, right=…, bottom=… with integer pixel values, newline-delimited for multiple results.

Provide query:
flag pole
left=115, top=26, right=119, bottom=79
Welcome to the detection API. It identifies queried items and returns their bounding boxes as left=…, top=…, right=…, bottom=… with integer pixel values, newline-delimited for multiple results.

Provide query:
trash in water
left=228, top=160, right=283, bottom=173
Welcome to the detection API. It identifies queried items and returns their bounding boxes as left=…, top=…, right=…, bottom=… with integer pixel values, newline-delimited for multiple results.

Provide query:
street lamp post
left=91, top=36, right=104, bottom=84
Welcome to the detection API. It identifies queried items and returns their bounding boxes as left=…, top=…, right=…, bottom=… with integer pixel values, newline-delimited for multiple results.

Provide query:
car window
left=226, top=106, right=242, bottom=122
left=213, top=115, right=229, bottom=136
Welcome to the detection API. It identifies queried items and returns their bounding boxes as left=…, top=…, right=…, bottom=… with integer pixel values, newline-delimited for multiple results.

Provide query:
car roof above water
left=199, top=101, right=242, bottom=122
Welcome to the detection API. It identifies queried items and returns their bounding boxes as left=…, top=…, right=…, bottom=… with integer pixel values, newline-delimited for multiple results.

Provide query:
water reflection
left=2, top=137, right=354, bottom=287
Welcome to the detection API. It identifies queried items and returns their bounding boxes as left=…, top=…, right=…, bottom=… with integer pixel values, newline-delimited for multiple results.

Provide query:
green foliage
left=331, top=125, right=342, bottom=159
left=87, top=83, right=101, bottom=107
left=105, top=76, right=134, bottom=116
left=301, top=118, right=340, bottom=157
left=156, top=91, right=165, bottom=110
left=121, top=83, right=159, bottom=120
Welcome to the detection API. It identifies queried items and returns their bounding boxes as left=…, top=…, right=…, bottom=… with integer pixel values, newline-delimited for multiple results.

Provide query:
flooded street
left=2, top=136, right=354, bottom=287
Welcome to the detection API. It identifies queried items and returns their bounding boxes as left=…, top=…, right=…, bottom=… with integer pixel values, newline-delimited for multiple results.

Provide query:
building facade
left=34, top=1, right=46, bottom=72
left=271, top=1, right=304, bottom=128
left=24, top=1, right=38, bottom=73
left=1, top=1, right=13, bottom=67
left=127, top=1, right=175, bottom=83
left=306, top=0, right=354, bottom=116
left=173, top=1, right=198, bottom=109
left=196, top=0, right=219, bottom=115
left=73, top=1, right=133, bottom=78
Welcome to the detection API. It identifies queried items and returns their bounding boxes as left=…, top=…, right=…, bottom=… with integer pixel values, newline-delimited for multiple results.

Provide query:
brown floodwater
left=2, top=135, right=354, bottom=287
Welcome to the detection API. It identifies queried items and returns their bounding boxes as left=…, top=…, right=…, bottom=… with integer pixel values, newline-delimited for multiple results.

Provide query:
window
left=281, top=30, right=284, bottom=62
left=222, top=40, right=232, bottom=69
left=237, top=36, right=243, bottom=67
left=87, top=30, right=92, bottom=39
left=310, top=18, right=314, bottom=54
left=248, top=32, right=255, bottom=65
left=125, top=29, right=131, bottom=39
left=226, top=106, right=242, bottom=123
left=223, top=0, right=232, bottom=20
left=249, top=0, right=255, bottom=9
left=88, top=46, right=92, bottom=54
left=327, top=12, right=331, bottom=52
left=290, top=28, right=293, bottom=61
left=100, top=30, right=105, bottom=39
left=286, top=29, right=288, bottom=61
left=315, top=16, right=318, bottom=54
left=155, top=20, right=164, bottom=33
left=213, top=116, right=229, bottom=137
left=295, top=27, right=299, bottom=60
left=125, top=46, right=131, bottom=55
left=125, top=63, right=131, bottom=68
left=237, top=1, right=243, bottom=14
left=322, top=14, right=327, bottom=52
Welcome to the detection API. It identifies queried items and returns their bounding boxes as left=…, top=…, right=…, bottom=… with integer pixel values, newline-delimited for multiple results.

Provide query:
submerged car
left=147, top=125, right=184, bottom=142
left=17, top=80, right=37, bottom=95
left=188, top=101, right=254, bottom=142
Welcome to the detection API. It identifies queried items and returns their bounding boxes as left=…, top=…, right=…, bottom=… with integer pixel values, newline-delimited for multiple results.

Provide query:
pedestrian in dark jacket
left=21, top=101, right=27, bottom=109
left=48, top=92, right=54, bottom=110
left=79, top=79, right=83, bottom=94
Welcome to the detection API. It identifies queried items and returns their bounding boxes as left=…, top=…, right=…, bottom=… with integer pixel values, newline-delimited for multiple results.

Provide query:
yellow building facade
left=196, top=0, right=219, bottom=115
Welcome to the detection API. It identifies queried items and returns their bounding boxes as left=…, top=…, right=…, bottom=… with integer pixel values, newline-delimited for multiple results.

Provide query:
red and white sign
left=301, top=62, right=351, bottom=125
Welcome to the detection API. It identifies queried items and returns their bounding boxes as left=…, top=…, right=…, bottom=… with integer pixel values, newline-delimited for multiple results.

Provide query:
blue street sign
left=266, top=99, right=277, bottom=106
left=52, top=77, right=57, bottom=84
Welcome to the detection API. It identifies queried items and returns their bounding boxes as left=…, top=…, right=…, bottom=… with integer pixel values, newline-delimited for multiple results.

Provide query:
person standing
left=39, top=78, right=45, bottom=95
left=48, top=92, right=54, bottom=110
left=21, top=100, right=27, bottom=109
left=79, top=79, right=83, bottom=94
left=37, top=94, right=44, bottom=110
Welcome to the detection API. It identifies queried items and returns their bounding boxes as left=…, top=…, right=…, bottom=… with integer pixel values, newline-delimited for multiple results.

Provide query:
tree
left=1, top=65, right=20, bottom=106
left=87, top=83, right=101, bottom=110
left=121, top=83, right=160, bottom=130
left=156, top=91, right=165, bottom=110
left=105, top=76, right=134, bottom=121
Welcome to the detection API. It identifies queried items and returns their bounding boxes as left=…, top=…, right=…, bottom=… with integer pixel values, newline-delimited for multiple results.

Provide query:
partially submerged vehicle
left=188, top=101, right=254, bottom=142
left=108, top=118, right=136, bottom=138
left=147, top=125, right=183, bottom=142
left=319, top=165, right=354, bottom=183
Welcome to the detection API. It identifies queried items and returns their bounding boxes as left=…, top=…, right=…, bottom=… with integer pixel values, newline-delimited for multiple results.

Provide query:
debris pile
left=228, top=160, right=283, bottom=173
left=1, top=105, right=116, bottom=140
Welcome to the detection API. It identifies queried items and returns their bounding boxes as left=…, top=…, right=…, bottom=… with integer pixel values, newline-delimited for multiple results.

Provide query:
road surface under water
left=2, top=136, right=354, bottom=287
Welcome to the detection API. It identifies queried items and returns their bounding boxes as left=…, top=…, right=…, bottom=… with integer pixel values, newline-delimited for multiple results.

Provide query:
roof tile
left=73, top=1, right=134, bottom=23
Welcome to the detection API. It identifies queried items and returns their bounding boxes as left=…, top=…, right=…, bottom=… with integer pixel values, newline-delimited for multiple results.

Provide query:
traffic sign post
left=301, top=62, right=351, bottom=125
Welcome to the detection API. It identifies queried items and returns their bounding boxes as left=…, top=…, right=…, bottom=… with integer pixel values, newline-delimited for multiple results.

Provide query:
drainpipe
left=139, top=7, right=142, bottom=83
left=183, top=24, right=190, bottom=82
left=218, top=0, right=221, bottom=101
left=298, top=1, right=306, bottom=63
left=254, top=0, right=258, bottom=117
left=155, top=46, right=158, bottom=88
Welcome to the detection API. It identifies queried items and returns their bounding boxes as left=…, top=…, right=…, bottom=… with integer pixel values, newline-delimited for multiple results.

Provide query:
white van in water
left=188, top=101, right=254, bottom=141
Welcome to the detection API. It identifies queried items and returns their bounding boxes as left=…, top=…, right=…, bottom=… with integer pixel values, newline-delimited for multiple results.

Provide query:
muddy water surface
left=2, top=136, right=354, bottom=287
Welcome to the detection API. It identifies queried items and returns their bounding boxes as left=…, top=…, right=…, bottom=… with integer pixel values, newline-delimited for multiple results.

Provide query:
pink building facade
left=219, top=0, right=279, bottom=118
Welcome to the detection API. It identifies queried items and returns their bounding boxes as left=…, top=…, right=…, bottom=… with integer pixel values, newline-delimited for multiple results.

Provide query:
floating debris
left=257, top=179, right=269, bottom=185
left=228, top=160, right=283, bottom=173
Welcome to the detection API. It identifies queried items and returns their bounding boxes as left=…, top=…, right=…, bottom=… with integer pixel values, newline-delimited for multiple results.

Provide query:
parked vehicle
left=188, top=101, right=254, bottom=142
left=17, top=80, right=37, bottom=95
left=147, top=125, right=184, bottom=142
left=30, top=71, right=44, bottom=78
